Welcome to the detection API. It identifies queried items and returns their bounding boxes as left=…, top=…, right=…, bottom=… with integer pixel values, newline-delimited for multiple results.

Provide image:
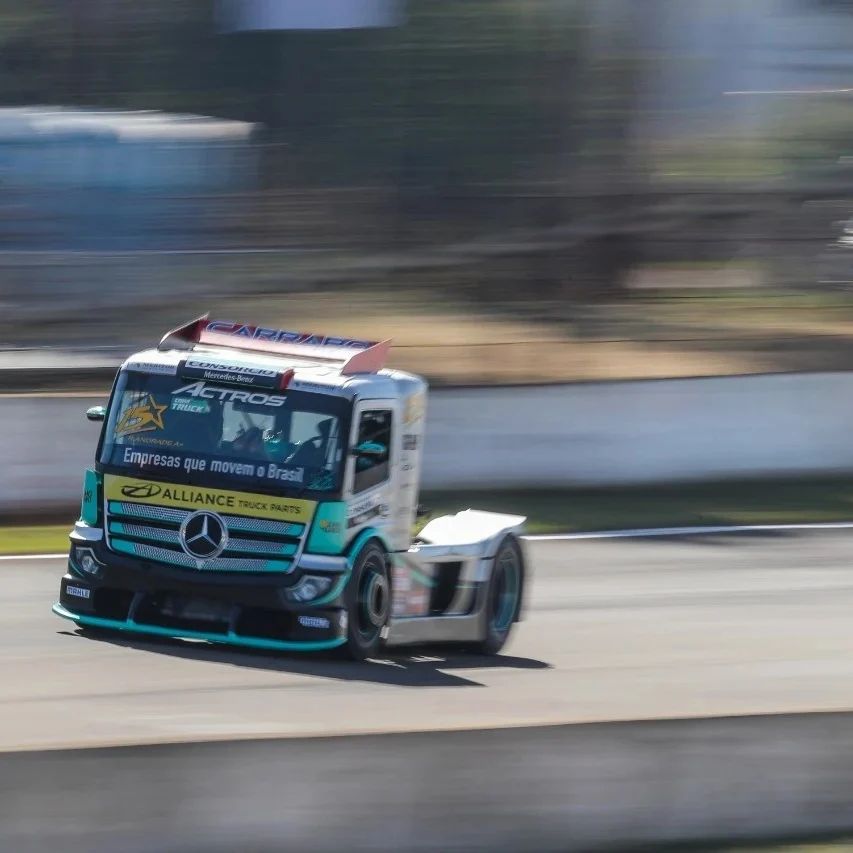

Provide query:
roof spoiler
left=158, top=315, right=391, bottom=375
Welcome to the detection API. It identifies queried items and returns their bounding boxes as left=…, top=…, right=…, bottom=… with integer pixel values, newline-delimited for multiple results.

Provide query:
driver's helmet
left=231, top=425, right=265, bottom=456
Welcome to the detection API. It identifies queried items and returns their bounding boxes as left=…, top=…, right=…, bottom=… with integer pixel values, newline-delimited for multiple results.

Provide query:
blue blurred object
left=218, top=0, right=406, bottom=32
left=0, top=107, right=258, bottom=251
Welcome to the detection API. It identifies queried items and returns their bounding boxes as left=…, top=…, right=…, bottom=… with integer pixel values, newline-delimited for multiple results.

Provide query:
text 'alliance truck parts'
left=53, top=315, right=528, bottom=660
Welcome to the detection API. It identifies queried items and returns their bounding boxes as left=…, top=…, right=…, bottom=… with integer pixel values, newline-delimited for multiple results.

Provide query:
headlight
left=72, top=547, right=103, bottom=577
left=286, top=574, right=334, bottom=603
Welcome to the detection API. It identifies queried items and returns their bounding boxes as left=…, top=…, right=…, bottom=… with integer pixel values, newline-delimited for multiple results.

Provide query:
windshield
left=99, top=371, right=351, bottom=496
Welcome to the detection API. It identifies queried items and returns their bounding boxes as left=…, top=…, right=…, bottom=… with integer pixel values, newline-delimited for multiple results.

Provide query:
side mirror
left=351, top=441, right=386, bottom=458
left=86, top=406, right=106, bottom=422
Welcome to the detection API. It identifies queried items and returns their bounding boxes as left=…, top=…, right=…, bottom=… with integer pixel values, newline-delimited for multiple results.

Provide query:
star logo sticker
left=115, top=395, right=167, bottom=437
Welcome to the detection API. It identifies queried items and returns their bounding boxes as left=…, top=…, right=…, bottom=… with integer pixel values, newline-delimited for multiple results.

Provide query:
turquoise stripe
left=306, top=501, right=347, bottom=555
left=347, top=527, right=393, bottom=565
left=308, top=527, right=392, bottom=607
left=240, top=542, right=297, bottom=558
left=310, top=573, right=350, bottom=607
left=111, top=539, right=138, bottom=557
left=80, top=469, right=100, bottom=526
left=52, top=603, right=346, bottom=653
left=409, top=567, right=436, bottom=589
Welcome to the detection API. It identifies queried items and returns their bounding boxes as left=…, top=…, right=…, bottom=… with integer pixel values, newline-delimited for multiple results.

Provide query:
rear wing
left=158, top=315, right=390, bottom=375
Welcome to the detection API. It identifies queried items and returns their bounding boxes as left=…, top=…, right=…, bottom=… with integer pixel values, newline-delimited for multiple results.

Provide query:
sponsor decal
left=347, top=494, right=390, bottom=529
left=298, top=615, right=331, bottom=630
left=125, top=361, right=178, bottom=376
left=126, top=435, right=182, bottom=448
left=115, top=395, right=167, bottom=437
left=205, top=321, right=374, bottom=350
left=121, top=481, right=162, bottom=499
left=182, top=359, right=280, bottom=389
left=392, top=562, right=432, bottom=617
left=105, top=475, right=316, bottom=523
left=288, top=379, right=347, bottom=397
left=66, top=585, right=91, bottom=600
left=117, top=447, right=305, bottom=483
left=121, top=448, right=182, bottom=471
left=402, top=434, right=419, bottom=451
left=172, top=381, right=286, bottom=408
left=403, top=393, right=425, bottom=425
left=264, top=462, right=304, bottom=483
left=80, top=468, right=100, bottom=525
left=171, top=396, right=210, bottom=414
left=209, top=459, right=255, bottom=477
left=306, top=502, right=347, bottom=554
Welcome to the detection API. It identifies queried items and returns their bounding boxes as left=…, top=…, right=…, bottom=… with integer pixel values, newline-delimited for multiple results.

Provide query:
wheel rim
left=356, top=559, right=388, bottom=643
left=491, top=546, right=520, bottom=633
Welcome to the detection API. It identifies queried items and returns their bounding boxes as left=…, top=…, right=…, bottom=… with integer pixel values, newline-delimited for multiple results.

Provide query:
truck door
left=344, top=401, right=404, bottom=550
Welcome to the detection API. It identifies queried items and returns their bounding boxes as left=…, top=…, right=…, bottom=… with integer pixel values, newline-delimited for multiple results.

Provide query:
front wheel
left=475, top=535, right=524, bottom=656
left=342, top=541, right=390, bottom=661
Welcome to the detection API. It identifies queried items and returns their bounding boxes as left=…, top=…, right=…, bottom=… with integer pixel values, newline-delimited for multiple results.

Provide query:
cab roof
left=120, top=315, right=424, bottom=401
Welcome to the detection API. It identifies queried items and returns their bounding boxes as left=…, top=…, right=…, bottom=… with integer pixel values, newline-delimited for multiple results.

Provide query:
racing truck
left=53, top=316, right=527, bottom=660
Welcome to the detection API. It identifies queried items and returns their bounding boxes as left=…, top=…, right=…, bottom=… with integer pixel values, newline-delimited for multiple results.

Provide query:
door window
left=353, top=410, right=392, bottom=493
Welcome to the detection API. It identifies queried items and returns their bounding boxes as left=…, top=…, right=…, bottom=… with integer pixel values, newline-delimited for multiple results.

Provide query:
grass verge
left=421, top=476, right=853, bottom=535
left=0, top=525, right=71, bottom=557
left=663, top=837, right=853, bottom=852
left=4, top=476, right=853, bottom=555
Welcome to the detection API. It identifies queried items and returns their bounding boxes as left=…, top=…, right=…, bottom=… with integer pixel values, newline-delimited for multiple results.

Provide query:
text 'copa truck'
left=53, top=315, right=528, bottom=660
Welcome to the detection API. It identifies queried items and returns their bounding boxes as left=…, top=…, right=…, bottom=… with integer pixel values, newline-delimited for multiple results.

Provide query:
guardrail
left=5, top=370, right=853, bottom=516
left=3, top=713, right=851, bottom=852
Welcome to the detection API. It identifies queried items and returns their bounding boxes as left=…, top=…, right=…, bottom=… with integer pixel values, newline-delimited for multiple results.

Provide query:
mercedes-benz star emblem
left=179, top=511, right=228, bottom=562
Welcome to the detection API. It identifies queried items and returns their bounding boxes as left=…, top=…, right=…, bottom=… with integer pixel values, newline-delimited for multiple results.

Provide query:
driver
left=231, top=426, right=267, bottom=458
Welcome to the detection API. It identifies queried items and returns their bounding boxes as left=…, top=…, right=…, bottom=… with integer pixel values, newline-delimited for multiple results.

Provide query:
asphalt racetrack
left=2, top=532, right=853, bottom=752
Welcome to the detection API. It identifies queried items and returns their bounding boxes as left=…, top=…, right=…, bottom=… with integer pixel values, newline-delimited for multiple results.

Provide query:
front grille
left=106, top=500, right=306, bottom=574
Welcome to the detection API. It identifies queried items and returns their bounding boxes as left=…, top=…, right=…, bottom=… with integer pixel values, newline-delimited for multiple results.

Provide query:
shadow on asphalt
left=59, top=628, right=552, bottom=688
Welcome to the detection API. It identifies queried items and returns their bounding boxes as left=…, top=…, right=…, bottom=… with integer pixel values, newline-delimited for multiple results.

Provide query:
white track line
left=525, top=521, right=853, bottom=541
left=2, top=520, right=853, bottom=562
left=0, top=553, right=67, bottom=561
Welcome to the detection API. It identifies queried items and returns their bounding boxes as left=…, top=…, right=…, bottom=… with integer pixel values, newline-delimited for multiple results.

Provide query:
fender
left=415, top=510, right=526, bottom=559
left=308, top=527, right=392, bottom=607
left=346, top=527, right=393, bottom=565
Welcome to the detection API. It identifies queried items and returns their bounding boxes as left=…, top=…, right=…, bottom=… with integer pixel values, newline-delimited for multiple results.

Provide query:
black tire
left=474, top=535, right=524, bottom=656
left=342, top=541, right=391, bottom=661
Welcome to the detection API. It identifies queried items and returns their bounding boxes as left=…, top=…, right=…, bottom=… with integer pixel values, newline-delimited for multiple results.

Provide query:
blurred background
left=5, top=8, right=853, bottom=852
left=6, top=0, right=853, bottom=385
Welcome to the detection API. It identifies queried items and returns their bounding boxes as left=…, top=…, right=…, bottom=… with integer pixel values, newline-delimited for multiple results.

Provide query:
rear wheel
left=342, top=541, right=390, bottom=661
left=475, top=535, right=524, bottom=656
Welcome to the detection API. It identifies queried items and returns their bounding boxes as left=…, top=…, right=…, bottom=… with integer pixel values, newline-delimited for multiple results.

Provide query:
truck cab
left=54, top=316, right=527, bottom=660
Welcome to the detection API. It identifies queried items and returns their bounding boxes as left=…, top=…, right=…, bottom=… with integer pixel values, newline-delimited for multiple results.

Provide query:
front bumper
left=53, top=601, right=346, bottom=652
left=56, top=537, right=349, bottom=652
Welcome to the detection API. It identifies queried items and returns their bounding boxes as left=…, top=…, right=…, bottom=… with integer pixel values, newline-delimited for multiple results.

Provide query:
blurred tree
left=0, top=0, right=645, bottom=301
left=0, top=0, right=587, bottom=184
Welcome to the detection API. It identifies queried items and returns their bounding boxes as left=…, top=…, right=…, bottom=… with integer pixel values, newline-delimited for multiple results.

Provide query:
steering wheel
left=286, top=435, right=323, bottom=465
